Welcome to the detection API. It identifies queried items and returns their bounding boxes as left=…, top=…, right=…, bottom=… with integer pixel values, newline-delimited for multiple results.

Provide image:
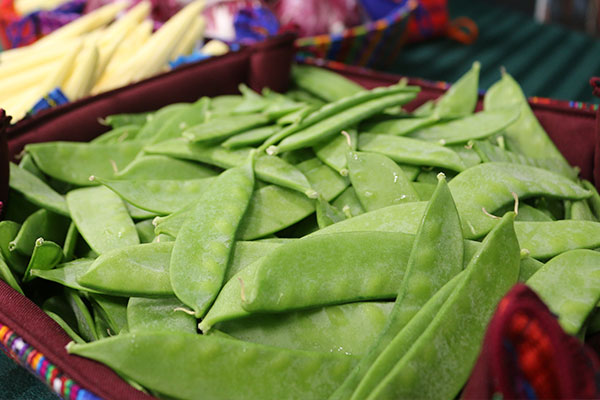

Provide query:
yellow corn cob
left=201, top=39, right=229, bottom=56
left=2, top=86, right=39, bottom=120
left=15, top=0, right=70, bottom=14
left=0, top=61, right=61, bottom=104
left=102, top=0, right=150, bottom=40
left=171, top=17, right=206, bottom=60
left=0, top=41, right=76, bottom=79
left=35, top=1, right=129, bottom=46
left=93, top=0, right=205, bottom=93
left=62, top=41, right=99, bottom=101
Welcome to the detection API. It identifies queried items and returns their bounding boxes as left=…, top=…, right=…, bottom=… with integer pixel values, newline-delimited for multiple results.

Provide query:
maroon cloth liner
left=0, top=111, right=9, bottom=212
left=1, top=40, right=599, bottom=398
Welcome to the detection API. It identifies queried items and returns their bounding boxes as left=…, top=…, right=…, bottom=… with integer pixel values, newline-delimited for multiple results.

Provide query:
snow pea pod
left=331, top=187, right=364, bottom=218
left=582, top=180, right=600, bottom=219
left=226, top=241, right=283, bottom=281
left=26, top=141, right=143, bottom=186
left=43, top=296, right=86, bottom=344
left=222, top=126, right=279, bottom=149
left=434, top=61, right=480, bottom=119
left=67, top=332, right=358, bottom=400
left=270, top=91, right=417, bottom=155
left=113, top=155, right=217, bottom=180
left=217, top=301, right=393, bottom=355
left=291, top=64, right=365, bottom=102
left=0, top=256, right=23, bottom=295
left=333, top=176, right=464, bottom=400
left=127, top=297, right=196, bottom=334
left=102, top=112, right=150, bottom=129
left=183, top=114, right=270, bottom=144
left=527, top=249, right=600, bottom=335
left=346, top=150, right=419, bottom=211
left=96, top=177, right=216, bottom=214
left=9, top=162, right=69, bottom=216
left=316, top=197, right=346, bottom=228
left=314, top=130, right=357, bottom=175
left=242, top=232, right=415, bottom=313
left=361, top=114, right=438, bottom=136
left=135, top=103, right=190, bottom=142
left=90, top=124, right=141, bottom=145
left=9, top=209, right=70, bottom=256
left=170, top=156, right=254, bottom=318
left=367, top=212, right=520, bottom=400
left=449, top=162, right=590, bottom=239
left=66, top=186, right=139, bottom=254
left=30, top=258, right=98, bottom=293
left=23, top=238, right=63, bottom=282
left=63, top=222, right=78, bottom=260
left=135, top=219, right=156, bottom=243
left=484, top=71, right=576, bottom=179
left=65, top=288, right=99, bottom=342
left=18, top=152, right=45, bottom=180
left=570, top=199, right=596, bottom=221
left=150, top=97, right=211, bottom=144
left=409, top=107, right=520, bottom=145
left=358, top=133, right=466, bottom=172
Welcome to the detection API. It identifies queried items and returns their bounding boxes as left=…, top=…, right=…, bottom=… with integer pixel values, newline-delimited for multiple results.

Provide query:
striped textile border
left=0, top=322, right=102, bottom=400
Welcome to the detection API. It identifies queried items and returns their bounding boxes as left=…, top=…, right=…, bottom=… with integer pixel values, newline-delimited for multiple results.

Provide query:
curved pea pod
left=91, top=124, right=141, bottom=144
left=0, top=256, right=23, bottom=295
left=0, top=221, right=28, bottom=274
left=409, top=107, right=521, bottom=145
left=361, top=114, right=439, bottom=136
left=582, top=180, right=600, bottom=219
left=412, top=182, right=436, bottom=201
left=367, top=212, right=520, bottom=400
left=183, top=114, right=270, bottom=144
left=347, top=150, right=419, bottom=211
left=226, top=241, right=283, bottom=281
left=101, top=112, right=150, bottom=129
left=23, top=238, right=63, bottom=282
left=95, top=177, right=216, bottom=214
left=43, top=296, right=86, bottom=344
left=127, top=297, right=196, bottom=334
left=25, top=141, right=143, bottom=186
left=30, top=258, right=97, bottom=293
left=150, top=97, right=211, bottom=144
left=332, top=187, right=365, bottom=218
left=9, top=209, right=70, bottom=257
left=316, top=197, right=346, bottom=228
left=113, top=155, right=217, bottom=180
left=527, top=250, right=600, bottom=335
left=242, top=232, right=414, bottom=313
left=18, top=152, right=45, bottom=180
left=448, top=162, right=590, bottom=239
left=222, top=126, right=279, bottom=149
left=270, top=91, right=417, bottom=155
left=63, top=222, right=78, bottom=260
left=67, top=332, right=358, bottom=400
left=434, top=61, right=480, bottom=119
left=171, top=158, right=255, bottom=318
left=126, top=202, right=158, bottom=220
left=135, top=219, right=156, bottom=243
left=570, top=199, right=596, bottom=221
left=348, top=272, right=464, bottom=400
left=135, top=103, right=191, bottom=142
left=9, top=162, right=69, bottom=216
left=88, top=294, right=128, bottom=334
left=291, top=65, right=365, bottom=102
left=332, top=175, right=464, bottom=400
left=78, top=242, right=174, bottom=297
left=358, top=134, right=466, bottom=172
left=314, top=130, right=357, bottom=175
left=449, top=144, right=481, bottom=168
left=484, top=71, right=576, bottom=179
left=255, top=154, right=317, bottom=198
left=65, top=288, right=99, bottom=342
left=209, top=94, right=244, bottom=113
left=216, top=302, right=393, bottom=355
left=66, top=186, right=139, bottom=254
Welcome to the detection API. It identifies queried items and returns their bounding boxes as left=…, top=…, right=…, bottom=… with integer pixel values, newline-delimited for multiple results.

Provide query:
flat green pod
left=216, top=302, right=393, bottom=355
left=183, top=114, right=270, bottom=143
left=67, top=186, right=139, bottom=254
left=313, top=130, right=357, bottom=175
left=0, top=221, right=28, bottom=274
left=113, top=155, right=217, bottom=180
left=135, top=103, right=191, bottom=142
left=23, top=238, right=63, bottom=282
left=9, top=208, right=70, bottom=257
left=291, top=65, right=364, bottom=102
left=0, top=256, right=23, bottom=295
left=434, top=61, right=480, bottom=119
left=332, top=187, right=365, bottom=218
left=88, top=294, right=129, bottom=334
left=30, top=258, right=97, bottom=293
left=67, top=332, right=358, bottom=400
left=26, top=141, right=144, bottom=186
left=361, top=114, right=438, bottom=136
left=127, top=297, right=196, bottom=334
left=527, top=249, right=600, bottom=335
left=9, top=162, right=69, bottom=216
left=101, top=112, right=150, bottom=129
left=222, top=126, right=279, bottom=149
left=91, top=124, right=141, bottom=144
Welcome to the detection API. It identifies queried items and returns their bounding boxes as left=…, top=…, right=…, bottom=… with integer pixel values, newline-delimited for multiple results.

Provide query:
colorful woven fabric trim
left=0, top=322, right=102, bottom=400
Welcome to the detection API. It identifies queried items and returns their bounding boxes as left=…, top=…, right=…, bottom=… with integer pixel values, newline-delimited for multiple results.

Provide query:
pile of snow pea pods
left=5, top=62, right=600, bottom=399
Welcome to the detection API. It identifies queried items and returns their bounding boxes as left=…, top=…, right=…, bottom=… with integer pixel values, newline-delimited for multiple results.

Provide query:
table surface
left=1, top=1, right=600, bottom=399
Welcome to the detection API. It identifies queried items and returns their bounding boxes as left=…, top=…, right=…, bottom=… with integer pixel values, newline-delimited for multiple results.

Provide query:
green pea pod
left=316, top=197, right=346, bottom=229
left=226, top=241, right=283, bottom=281
left=284, top=88, right=327, bottom=107
left=314, top=129, right=357, bottom=175
left=113, top=155, right=217, bottom=180
left=102, top=112, right=150, bottom=129
left=63, top=222, right=78, bottom=261
left=67, top=332, right=358, bottom=400
left=9, top=209, right=70, bottom=256
left=26, top=141, right=144, bottom=186
left=0, top=221, right=28, bottom=274
left=135, top=103, right=190, bottom=142
left=30, top=259, right=97, bottom=293
left=183, top=114, right=270, bottom=144
left=276, top=104, right=317, bottom=126
left=217, top=301, right=393, bottom=355
left=412, top=182, right=436, bottom=201
left=242, top=232, right=415, bottom=313
left=0, top=256, right=23, bottom=295
left=127, top=297, right=196, bottom=334
left=582, top=180, right=600, bottom=220
left=91, top=125, right=141, bottom=144
left=409, top=107, right=521, bottom=145
left=291, top=65, right=365, bottom=102
left=570, top=199, right=596, bottom=221
left=449, top=144, right=481, bottom=168
left=448, top=162, right=590, bottom=239
left=150, top=97, right=211, bottom=144
left=96, top=177, right=216, bottom=215
left=484, top=71, right=576, bottom=179
left=126, top=202, right=158, bottom=220
left=222, top=126, right=279, bottom=149
left=367, top=212, right=520, bottom=400
left=78, top=242, right=174, bottom=297
left=332, top=187, right=365, bottom=218
left=434, top=61, right=480, bottom=119
left=233, top=84, right=269, bottom=114
left=209, top=95, right=244, bottom=113
left=527, top=249, right=600, bottom=335
left=65, top=288, right=99, bottom=342
left=88, top=294, right=128, bottom=334
left=348, top=272, right=464, bottom=400
left=333, top=175, right=464, bottom=400
left=170, top=156, right=255, bottom=318
left=18, top=152, right=45, bottom=180
left=67, top=186, right=139, bottom=254
left=347, top=150, right=419, bottom=211
left=9, top=162, right=69, bottom=216
left=135, top=219, right=156, bottom=243
left=358, top=134, right=466, bottom=171
left=361, top=114, right=439, bottom=136
left=23, top=238, right=63, bottom=282
left=43, top=296, right=86, bottom=344
left=270, top=91, right=417, bottom=155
